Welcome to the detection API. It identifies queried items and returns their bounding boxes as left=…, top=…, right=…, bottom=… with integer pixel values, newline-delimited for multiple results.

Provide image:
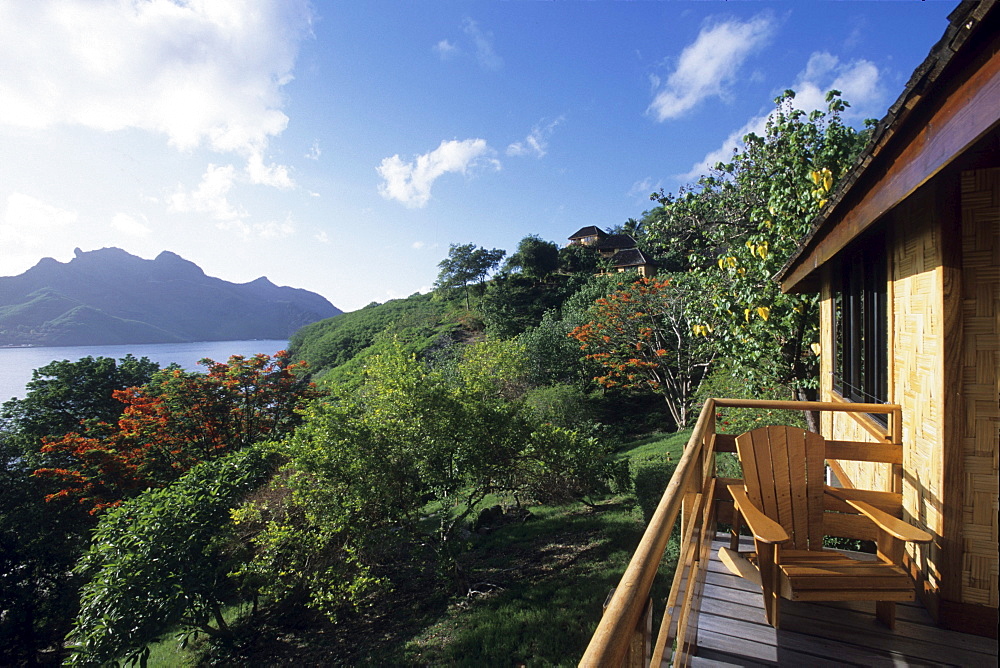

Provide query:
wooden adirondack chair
left=718, top=425, right=932, bottom=629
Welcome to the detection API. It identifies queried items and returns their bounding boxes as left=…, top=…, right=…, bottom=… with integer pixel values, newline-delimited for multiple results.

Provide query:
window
left=834, top=236, right=888, bottom=423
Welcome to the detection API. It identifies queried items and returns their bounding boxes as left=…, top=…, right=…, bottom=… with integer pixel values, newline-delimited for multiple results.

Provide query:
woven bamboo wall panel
left=959, top=168, right=999, bottom=608
left=891, top=194, right=944, bottom=544
left=828, top=412, right=891, bottom=489
left=888, top=191, right=946, bottom=592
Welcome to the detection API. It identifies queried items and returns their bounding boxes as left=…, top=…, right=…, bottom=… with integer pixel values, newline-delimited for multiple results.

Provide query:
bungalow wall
left=818, top=165, right=999, bottom=631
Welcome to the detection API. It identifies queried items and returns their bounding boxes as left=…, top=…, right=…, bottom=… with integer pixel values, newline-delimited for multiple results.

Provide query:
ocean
left=0, top=339, right=289, bottom=405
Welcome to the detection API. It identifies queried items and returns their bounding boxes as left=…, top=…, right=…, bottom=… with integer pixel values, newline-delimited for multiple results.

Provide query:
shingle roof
left=568, top=226, right=605, bottom=240
left=596, top=234, right=638, bottom=252
left=610, top=248, right=654, bottom=268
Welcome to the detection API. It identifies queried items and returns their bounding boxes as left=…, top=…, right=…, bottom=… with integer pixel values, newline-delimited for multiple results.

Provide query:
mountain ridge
left=0, top=248, right=342, bottom=346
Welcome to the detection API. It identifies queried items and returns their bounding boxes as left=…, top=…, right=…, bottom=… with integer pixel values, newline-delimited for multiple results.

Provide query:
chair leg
left=730, top=504, right=743, bottom=551
left=875, top=528, right=901, bottom=629
left=876, top=601, right=896, bottom=629
left=758, top=543, right=781, bottom=629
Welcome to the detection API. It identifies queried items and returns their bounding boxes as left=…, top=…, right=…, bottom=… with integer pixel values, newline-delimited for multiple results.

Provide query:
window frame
left=833, top=234, right=889, bottom=425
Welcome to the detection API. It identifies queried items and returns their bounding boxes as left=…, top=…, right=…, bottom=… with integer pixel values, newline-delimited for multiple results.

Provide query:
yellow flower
left=756, top=306, right=770, bottom=321
left=810, top=343, right=822, bottom=356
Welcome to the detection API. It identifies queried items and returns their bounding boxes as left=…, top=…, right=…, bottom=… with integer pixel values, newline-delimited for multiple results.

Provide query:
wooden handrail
left=580, top=397, right=904, bottom=667
left=713, top=398, right=899, bottom=414
left=580, top=399, right=716, bottom=667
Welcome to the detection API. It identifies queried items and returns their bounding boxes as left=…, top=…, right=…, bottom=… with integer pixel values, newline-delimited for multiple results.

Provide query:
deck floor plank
left=690, top=535, right=998, bottom=667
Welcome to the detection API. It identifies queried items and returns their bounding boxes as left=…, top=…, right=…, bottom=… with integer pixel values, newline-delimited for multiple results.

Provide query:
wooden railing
left=579, top=398, right=902, bottom=667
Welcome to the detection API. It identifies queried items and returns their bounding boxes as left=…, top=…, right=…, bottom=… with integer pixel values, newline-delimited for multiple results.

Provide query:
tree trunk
left=795, top=386, right=819, bottom=433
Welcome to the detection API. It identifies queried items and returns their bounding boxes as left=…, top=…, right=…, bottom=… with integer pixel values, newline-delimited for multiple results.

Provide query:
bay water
left=0, top=339, right=288, bottom=405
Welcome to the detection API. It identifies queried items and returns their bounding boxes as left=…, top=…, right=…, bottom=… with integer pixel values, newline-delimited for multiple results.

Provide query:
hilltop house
left=567, top=226, right=656, bottom=277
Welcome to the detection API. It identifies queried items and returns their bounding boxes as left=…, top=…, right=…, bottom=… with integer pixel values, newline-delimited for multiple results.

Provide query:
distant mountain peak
left=247, top=276, right=276, bottom=287
left=0, top=248, right=341, bottom=346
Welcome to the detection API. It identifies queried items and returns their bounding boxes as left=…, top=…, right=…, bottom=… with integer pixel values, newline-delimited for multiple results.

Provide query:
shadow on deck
left=693, top=534, right=998, bottom=667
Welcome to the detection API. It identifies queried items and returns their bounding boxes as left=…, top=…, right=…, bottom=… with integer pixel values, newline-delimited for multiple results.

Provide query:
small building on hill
left=567, top=227, right=656, bottom=276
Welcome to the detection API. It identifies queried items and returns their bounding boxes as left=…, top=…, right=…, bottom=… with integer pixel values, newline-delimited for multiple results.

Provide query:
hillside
left=0, top=248, right=341, bottom=346
left=289, top=290, right=470, bottom=381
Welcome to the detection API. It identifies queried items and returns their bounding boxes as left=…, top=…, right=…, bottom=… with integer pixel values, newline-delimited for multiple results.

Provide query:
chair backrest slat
left=736, top=426, right=827, bottom=551
left=804, top=429, right=826, bottom=549
left=786, top=427, right=811, bottom=548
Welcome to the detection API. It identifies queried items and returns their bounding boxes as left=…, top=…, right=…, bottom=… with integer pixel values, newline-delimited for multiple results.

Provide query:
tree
left=34, top=351, right=322, bottom=514
left=503, top=234, right=559, bottom=279
left=434, top=243, right=506, bottom=309
left=284, top=338, right=626, bottom=592
left=65, top=446, right=278, bottom=667
left=0, top=355, right=160, bottom=663
left=645, top=91, right=871, bottom=427
left=0, top=355, right=160, bottom=461
left=480, top=272, right=588, bottom=338
left=557, top=242, right=602, bottom=275
left=569, top=275, right=715, bottom=428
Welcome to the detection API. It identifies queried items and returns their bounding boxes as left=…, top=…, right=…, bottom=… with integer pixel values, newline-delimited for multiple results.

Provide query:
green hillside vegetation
left=289, top=290, right=470, bottom=384
left=0, top=91, right=862, bottom=665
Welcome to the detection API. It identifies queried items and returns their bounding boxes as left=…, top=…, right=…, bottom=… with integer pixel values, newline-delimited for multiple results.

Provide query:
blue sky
left=0, top=0, right=956, bottom=312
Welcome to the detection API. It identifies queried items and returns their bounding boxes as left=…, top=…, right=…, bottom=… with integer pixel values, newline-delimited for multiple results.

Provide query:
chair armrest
left=825, top=487, right=932, bottom=543
left=728, top=484, right=789, bottom=544
left=847, top=499, right=933, bottom=543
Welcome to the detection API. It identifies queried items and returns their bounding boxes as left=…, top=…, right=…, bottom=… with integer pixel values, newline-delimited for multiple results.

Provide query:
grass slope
left=288, top=290, right=474, bottom=382
left=145, top=431, right=691, bottom=666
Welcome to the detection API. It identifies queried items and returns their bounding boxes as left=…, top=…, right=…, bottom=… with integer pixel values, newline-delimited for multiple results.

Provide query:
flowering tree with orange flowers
left=34, top=351, right=322, bottom=514
left=569, top=275, right=715, bottom=428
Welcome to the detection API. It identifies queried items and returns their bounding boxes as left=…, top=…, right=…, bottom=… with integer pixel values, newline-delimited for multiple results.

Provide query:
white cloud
left=305, top=140, right=321, bottom=161
left=507, top=117, right=564, bottom=158
left=434, top=39, right=458, bottom=60
left=649, top=14, right=776, bottom=121
left=792, top=52, right=885, bottom=119
left=254, top=216, right=295, bottom=239
left=246, top=150, right=295, bottom=190
left=680, top=52, right=887, bottom=182
left=315, top=231, right=330, bottom=243
left=111, top=212, right=151, bottom=238
left=169, top=164, right=245, bottom=221
left=0, top=0, right=313, bottom=154
left=628, top=177, right=663, bottom=201
left=680, top=113, right=768, bottom=182
left=463, top=18, right=503, bottom=71
left=0, top=193, right=78, bottom=247
left=218, top=215, right=294, bottom=240
left=377, top=139, right=496, bottom=208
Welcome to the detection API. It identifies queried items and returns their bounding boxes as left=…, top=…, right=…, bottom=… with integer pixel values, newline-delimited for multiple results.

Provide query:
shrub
left=632, top=457, right=677, bottom=523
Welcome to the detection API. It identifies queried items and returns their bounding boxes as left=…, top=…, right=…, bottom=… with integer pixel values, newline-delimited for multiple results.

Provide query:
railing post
left=624, top=597, right=652, bottom=668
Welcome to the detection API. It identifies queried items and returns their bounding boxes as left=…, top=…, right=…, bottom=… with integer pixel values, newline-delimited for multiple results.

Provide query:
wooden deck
left=687, top=535, right=998, bottom=667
